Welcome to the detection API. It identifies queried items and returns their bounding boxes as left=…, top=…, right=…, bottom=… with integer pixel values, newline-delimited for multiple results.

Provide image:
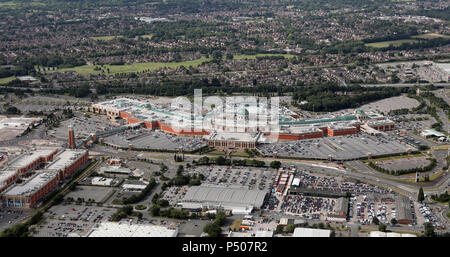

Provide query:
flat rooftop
left=181, top=185, right=267, bottom=209
left=3, top=172, right=57, bottom=197
left=88, top=222, right=178, bottom=237
left=0, top=170, right=17, bottom=186
left=46, top=149, right=87, bottom=171
left=208, top=131, right=260, bottom=142
left=8, top=148, right=58, bottom=170
left=293, top=227, right=331, bottom=237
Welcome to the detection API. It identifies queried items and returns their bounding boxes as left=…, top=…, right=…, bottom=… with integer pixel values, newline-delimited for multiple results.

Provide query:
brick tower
left=68, top=124, right=75, bottom=148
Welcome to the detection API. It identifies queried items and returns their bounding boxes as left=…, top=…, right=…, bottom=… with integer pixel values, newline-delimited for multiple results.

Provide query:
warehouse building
left=88, top=222, right=178, bottom=237
left=293, top=227, right=331, bottom=237
left=370, top=231, right=417, bottom=237
left=178, top=185, right=267, bottom=214
left=91, top=177, right=114, bottom=186
left=1, top=172, right=58, bottom=208
left=100, top=166, right=131, bottom=175
left=395, top=195, right=414, bottom=225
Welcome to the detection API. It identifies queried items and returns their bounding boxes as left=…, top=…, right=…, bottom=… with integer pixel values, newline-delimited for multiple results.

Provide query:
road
left=362, top=83, right=450, bottom=88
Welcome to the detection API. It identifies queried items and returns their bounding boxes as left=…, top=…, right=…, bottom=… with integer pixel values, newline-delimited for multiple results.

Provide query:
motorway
left=362, top=83, right=450, bottom=88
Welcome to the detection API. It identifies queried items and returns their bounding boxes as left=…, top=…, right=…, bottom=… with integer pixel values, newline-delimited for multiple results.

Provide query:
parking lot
left=374, top=156, right=431, bottom=171
left=287, top=169, right=391, bottom=195
left=161, top=186, right=190, bottom=206
left=258, top=134, right=413, bottom=160
left=189, top=166, right=276, bottom=191
left=104, top=129, right=207, bottom=152
left=349, top=194, right=402, bottom=225
left=32, top=205, right=117, bottom=237
left=65, top=185, right=115, bottom=203
left=417, top=203, right=442, bottom=228
left=280, top=195, right=338, bottom=220
left=392, top=114, right=435, bottom=131
left=0, top=209, right=32, bottom=231
left=49, top=115, right=119, bottom=140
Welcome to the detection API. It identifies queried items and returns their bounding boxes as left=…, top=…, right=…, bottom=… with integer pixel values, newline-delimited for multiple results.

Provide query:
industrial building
left=91, top=177, right=114, bottom=186
left=88, top=222, right=178, bottom=237
left=293, top=227, right=331, bottom=237
left=369, top=231, right=417, bottom=237
left=395, top=195, right=414, bottom=225
left=178, top=185, right=267, bottom=214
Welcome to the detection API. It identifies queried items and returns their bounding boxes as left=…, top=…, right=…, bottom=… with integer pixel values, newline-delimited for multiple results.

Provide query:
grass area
left=0, top=1, right=45, bottom=8
left=233, top=53, right=295, bottom=60
left=412, top=33, right=450, bottom=40
left=44, top=53, right=294, bottom=76
left=428, top=169, right=446, bottom=181
left=47, top=57, right=210, bottom=76
left=135, top=204, right=147, bottom=210
left=140, top=34, right=153, bottom=39
left=90, top=35, right=124, bottom=41
left=209, top=150, right=226, bottom=155
left=431, top=145, right=450, bottom=150
left=0, top=76, right=15, bottom=84
left=447, top=212, right=450, bottom=219
left=231, top=151, right=251, bottom=157
left=365, top=39, right=420, bottom=48
left=0, top=1, right=17, bottom=7
left=362, top=153, right=426, bottom=163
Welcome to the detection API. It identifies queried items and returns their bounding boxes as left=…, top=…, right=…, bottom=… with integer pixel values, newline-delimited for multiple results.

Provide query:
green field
left=46, top=53, right=293, bottom=76
left=0, top=76, right=15, bottom=84
left=139, top=34, right=153, bottom=39
left=365, top=39, right=420, bottom=48
left=48, top=57, right=210, bottom=76
left=412, top=33, right=450, bottom=40
left=90, top=35, right=124, bottom=41
left=230, top=151, right=251, bottom=157
left=0, top=1, right=45, bottom=8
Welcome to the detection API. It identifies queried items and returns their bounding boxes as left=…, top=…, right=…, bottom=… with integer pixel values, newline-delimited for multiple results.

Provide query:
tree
left=423, top=222, right=435, bottom=237
left=177, top=165, right=184, bottom=175
left=391, top=218, right=398, bottom=226
left=159, top=199, right=169, bottom=207
left=418, top=187, right=425, bottom=203
left=5, top=106, right=21, bottom=114
left=378, top=224, right=387, bottom=232
left=203, top=223, right=221, bottom=237
left=214, top=211, right=226, bottom=226
left=215, top=156, right=226, bottom=165
left=270, top=161, right=281, bottom=169
left=285, top=224, right=295, bottom=233
left=150, top=205, right=160, bottom=217
left=372, top=216, right=380, bottom=225
left=275, top=225, right=284, bottom=234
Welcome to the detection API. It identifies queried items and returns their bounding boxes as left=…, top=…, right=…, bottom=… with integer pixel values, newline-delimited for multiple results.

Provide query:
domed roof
left=356, top=109, right=365, bottom=114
